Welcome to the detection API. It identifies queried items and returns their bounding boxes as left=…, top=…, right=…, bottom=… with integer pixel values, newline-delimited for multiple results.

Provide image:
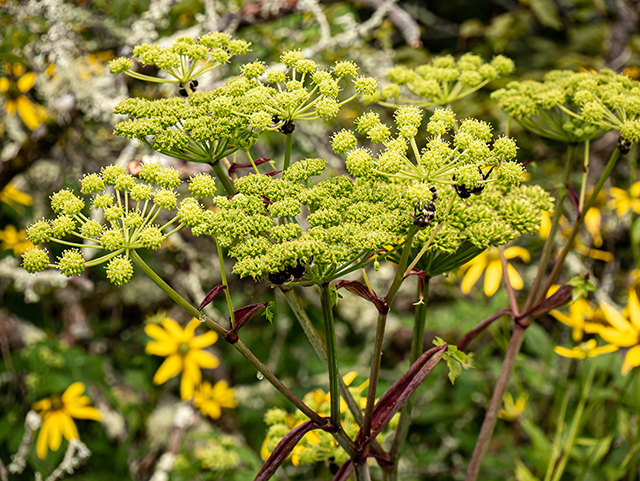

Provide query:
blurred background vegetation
left=1, top=0, right=640, bottom=480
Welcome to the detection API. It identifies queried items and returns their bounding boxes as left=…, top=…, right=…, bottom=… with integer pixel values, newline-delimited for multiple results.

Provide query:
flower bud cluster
left=381, top=53, right=515, bottom=107
left=22, top=165, right=218, bottom=286
left=492, top=69, right=640, bottom=142
left=108, top=34, right=250, bottom=86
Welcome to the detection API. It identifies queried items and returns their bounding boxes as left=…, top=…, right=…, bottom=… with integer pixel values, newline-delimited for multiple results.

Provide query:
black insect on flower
left=453, top=167, right=494, bottom=199
left=619, top=137, right=633, bottom=155
left=271, top=114, right=296, bottom=134
left=178, top=80, right=199, bottom=97
left=267, top=263, right=306, bottom=284
left=413, top=186, right=438, bottom=228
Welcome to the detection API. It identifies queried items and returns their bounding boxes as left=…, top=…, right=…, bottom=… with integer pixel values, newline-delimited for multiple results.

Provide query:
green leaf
left=265, top=301, right=275, bottom=325
left=433, top=337, right=474, bottom=384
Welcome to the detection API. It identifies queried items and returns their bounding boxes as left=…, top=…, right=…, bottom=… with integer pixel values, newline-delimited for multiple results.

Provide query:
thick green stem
left=130, top=250, right=324, bottom=425
left=216, top=241, right=236, bottom=328
left=319, top=283, right=342, bottom=427
left=578, top=140, right=590, bottom=212
left=388, top=279, right=430, bottom=478
left=211, top=160, right=236, bottom=196
left=283, top=134, right=293, bottom=171
left=361, top=230, right=417, bottom=440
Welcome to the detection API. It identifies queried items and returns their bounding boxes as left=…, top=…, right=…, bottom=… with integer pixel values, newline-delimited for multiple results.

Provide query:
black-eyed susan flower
left=0, top=64, right=47, bottom=131
left=549, top=297, right=603, bottom=342
left=458, top=246, right=530, bottom=297
left=193, top=380, right=237, bottom=420
left=598, top=291, right=640, bottom=375
left=31, top=382, right=102, bottom=459
left=0, top=184, right=33, bottom=213
left=0, top=224, right=33, bottom=255
left=145, top=317, right=220, bottom=400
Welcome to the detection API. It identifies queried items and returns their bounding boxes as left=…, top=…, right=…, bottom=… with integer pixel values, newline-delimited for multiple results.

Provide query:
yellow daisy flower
left=549, top=298, right=604, bottom=342
left=193, top=380, right=237, bottom=420
left=608, top=182, right=640, bottom=217
left=0, top=184, right=33, bottom=213
left=0, top=224, right=34, bottom=255
left=0, top=64, right=47, bottom=131
left=145, top=317, right=220, bottom=400
left=598, top=290, right=640, bottom=375
left=458, top=246, right=530, bottom=297
left=498, top=392, right=527, bottom=421
left=32, top=382, right=102, bottom=459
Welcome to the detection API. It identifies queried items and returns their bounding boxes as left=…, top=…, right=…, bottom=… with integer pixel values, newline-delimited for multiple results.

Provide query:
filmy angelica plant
left=21, top=37, right=574, bottom=481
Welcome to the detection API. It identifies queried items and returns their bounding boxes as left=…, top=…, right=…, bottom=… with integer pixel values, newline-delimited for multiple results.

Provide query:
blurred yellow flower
left=193, top=380, right=237, bottom=420
left=549, top=298, right=604, bottom=342
left=145, top=317, right=220, bottom=400
left=554, top=338, right=618, bottom=360
left=608, top=183, right=640, bottom=217
left=539, top=210, right=613, bottom=262
left=498, top=392, right=527, bottom=421
left=0, top=224, right=33, bottom=255
left=0, top=184, right=33, bottom=213
left=598, top=290, right=640, bottom=375
left=458, top=246, right=530, bottom=297
left=32, top=382, right=102, bottom=459
left=0, top=64, right=47, bottom=130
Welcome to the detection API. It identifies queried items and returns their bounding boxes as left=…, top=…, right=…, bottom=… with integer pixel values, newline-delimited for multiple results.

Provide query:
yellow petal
left=16, top=96, right=47, bottom=130
left=48, top=412, right=63, bottom=452
left=59, top=413, right=80, bottom=441
left=188, top=349, right=220, bottom=369
left=598, top=328, right=638, bottom=347
left=62, top=382, right=86, bottom=403
left=583, top=322, right=605, bottom=334
left=342, top=371, right=358, bottom=387
left=630, top=182, right=640, bottom=198
left=205, top=402, right=222, bottom=419
left=503, top=246, right=531, bottom=263
left=460, top=258, right=487, bottom=294
left=554, top=346, right=585, bottom=359
left=484, top=260, right=502, bottom=297
left=539, top=211, right=551, bottom=240
left=145, top=324, right=173, bottom=342
left=161, top=318, right=185, bottom=340
left=506, top=263, right=524, bottom=290
left=180, top=359, right=200, bottom=400
left=628, top=289, right=640, bottom=332
left=153, top=354, right=182, bottom=385
left=37, top=415, right=52, bottom=459
left=190, top=330, right=218, bottom=349
left=622, top=345, right=640, bottom=375
left=550, top=310, right=578, bottom=328
left=145, top=341, right=176, bottom=357
left=584, top=208, right=603, bottom=247
left=65, top=405, right=102, bottom=421
left=5, top=99, right=17, bottom=115
left=17, top=72, right=36, bottom=93
left=183, top=318, right=201, bottom=338
left=32, top=398, right=52, bottom=413
left=586, top=344, right=619, bottom=357
left=600, top=302, right=635, bottom=333
left=0, top=77, right=9, bottom=93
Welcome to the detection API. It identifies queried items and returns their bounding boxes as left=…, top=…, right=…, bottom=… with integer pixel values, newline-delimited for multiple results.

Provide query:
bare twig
left=351, top=0, right=422, bottom=47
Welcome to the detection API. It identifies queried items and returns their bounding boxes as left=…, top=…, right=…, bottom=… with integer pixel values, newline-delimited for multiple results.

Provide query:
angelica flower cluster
left=112, top=49, right=376, bottom=165
left=379, top=53, right=515, bottom=107
left=109, top=33, right=250, bottom=87
left=22, top=164, right=217, bottom=286
left=492, top=69, right=640, bottom=142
